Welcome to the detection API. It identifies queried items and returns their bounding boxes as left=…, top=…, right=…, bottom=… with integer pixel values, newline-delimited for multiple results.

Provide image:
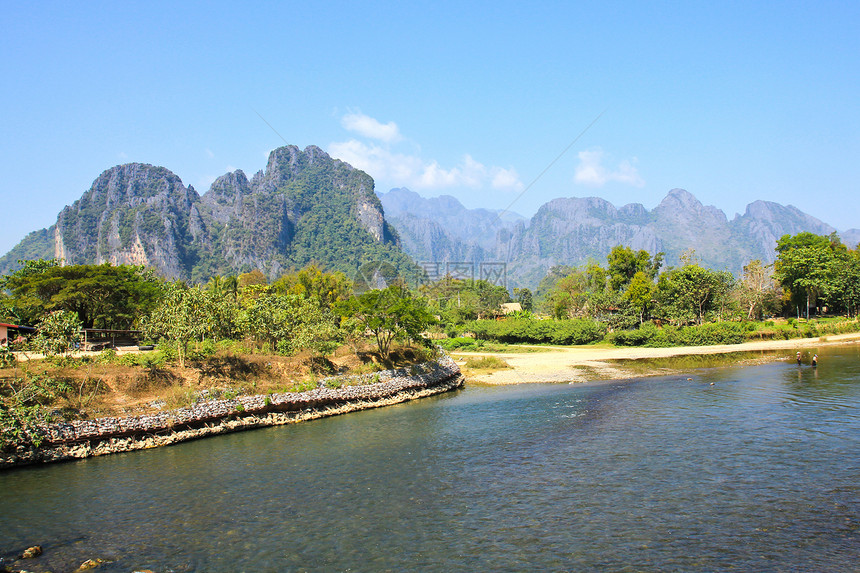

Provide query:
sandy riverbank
left=454, top=332, right=860, bottom=384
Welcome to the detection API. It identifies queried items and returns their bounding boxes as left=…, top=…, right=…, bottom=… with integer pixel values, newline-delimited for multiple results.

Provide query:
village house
left=0, top=322, right=35, bottom=346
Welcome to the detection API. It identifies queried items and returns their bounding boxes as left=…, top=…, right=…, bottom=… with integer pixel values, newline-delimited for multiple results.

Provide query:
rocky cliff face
left=379, top=187, right=851, bottom=289
left=1, top=146, right=412, bottom=280
left=378, top=188, right=524, bottom=265
left=53, top=163, right=198, bottom=278
left=731, top=200, right=836, bottom=263
left=2, top=155, right=853, bottom=289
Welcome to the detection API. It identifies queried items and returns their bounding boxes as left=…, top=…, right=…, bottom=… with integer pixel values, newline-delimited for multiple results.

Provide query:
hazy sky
left=2, top=1, right=858, bottom=255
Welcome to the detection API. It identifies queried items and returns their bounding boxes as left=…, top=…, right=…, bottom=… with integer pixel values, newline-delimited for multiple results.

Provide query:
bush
left=33, top=310, right=82, bottom=356
left=466, top=318, right=605, bottom=346
left=610, top=321, right=748, bottom=347
left=437, top=337, right=486, bottom=352
left=0, top=346, right=14, bottom=369
left=0, top=402, right=48, bottom=450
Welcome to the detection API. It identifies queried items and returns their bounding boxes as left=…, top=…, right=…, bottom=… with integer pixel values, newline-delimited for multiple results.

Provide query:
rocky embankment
left=1, top=355, right=464, bottom=469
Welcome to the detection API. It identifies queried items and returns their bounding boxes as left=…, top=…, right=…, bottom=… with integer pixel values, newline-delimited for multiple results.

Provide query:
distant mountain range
left=379, top=187, right=860, bottom=288
left=2, top=146, right=858, bottom=291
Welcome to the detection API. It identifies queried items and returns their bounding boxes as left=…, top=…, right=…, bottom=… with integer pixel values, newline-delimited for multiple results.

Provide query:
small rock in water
left=21, top=545, right=42, bottom=558
left=75, top=557, right=108, bottom=571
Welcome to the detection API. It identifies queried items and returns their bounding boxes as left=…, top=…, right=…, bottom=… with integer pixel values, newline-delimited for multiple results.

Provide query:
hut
left=0, top=322, right=35, bottom=346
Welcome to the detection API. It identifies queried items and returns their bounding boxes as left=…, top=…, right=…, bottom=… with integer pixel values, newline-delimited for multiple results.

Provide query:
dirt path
left=454, top=332, right=860, bottom=384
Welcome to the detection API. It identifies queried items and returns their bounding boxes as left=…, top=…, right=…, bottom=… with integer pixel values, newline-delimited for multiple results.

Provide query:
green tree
left=206, top=275, right=223, bottom=297
left=607, top=246, right=663, bottom=291
left=271, top=265, right=353, bottom=309
left=1, top=261, right=161, bottom=328
left=141, top=282, right=218, bottom=367
left=736, top=260, right=783, bottom=320
left=547, top=269, right=590, bottom=318
left=223, top=275, right=239, bottom=302
left=542, top=262, right=613, bottom=320
left=513, top=287, right=534, bottom=312
left=833, top=249, right=860, bottom=317
left=774, top=232, right=844, bottom=318
left=241, top=292, right=340, bottom=354
left=624, top=271, right=655, bottom=325
left=657, top=263, right=735, bottom=325
left=335, top=285, right=435, bottom=359
left=419, top=277, right=509, bottom=323
left=33, top=310, right=83, bottom=356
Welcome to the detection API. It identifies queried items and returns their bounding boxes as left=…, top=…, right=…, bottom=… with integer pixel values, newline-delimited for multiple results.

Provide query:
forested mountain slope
left=1, top=146, right=414, bottom=281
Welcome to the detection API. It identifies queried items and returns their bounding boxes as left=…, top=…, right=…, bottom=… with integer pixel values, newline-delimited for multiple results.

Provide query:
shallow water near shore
left=2, top=346, right=859, bottom=572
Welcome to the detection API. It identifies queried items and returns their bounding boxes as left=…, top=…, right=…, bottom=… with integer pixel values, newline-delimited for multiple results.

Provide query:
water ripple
left=1, top=349, right=859, bottom=572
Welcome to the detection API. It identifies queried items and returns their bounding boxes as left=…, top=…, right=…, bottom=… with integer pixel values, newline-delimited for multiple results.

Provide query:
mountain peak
left=658, top=188, right=700, bottom=209
left=0, top=145, right=413, bottom=281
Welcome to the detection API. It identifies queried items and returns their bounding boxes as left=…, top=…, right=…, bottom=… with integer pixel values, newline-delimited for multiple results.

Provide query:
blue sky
left=2, top=1, right=858, bottom=255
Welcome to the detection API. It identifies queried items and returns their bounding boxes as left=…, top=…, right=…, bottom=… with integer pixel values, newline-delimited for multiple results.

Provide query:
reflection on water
left=1, top=346, right=859, bottom=572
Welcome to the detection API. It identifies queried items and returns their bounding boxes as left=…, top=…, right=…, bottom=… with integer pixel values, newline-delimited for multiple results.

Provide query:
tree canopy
left=335, top=284, right=435, bottom=359
left=1, top=261, right=161, bottom=328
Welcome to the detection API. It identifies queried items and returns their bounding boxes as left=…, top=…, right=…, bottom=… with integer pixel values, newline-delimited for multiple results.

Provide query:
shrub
left=610, top=321, right=748, bottom=347
left=437, top=337, right=485, bottom=352
left=466, top=319, right=604, bottom=346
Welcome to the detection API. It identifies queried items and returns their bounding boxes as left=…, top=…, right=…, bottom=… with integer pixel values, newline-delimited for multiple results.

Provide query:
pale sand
left=453, top=332, right=860, bottom=385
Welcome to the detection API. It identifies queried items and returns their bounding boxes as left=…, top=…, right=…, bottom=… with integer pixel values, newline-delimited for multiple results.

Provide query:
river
left=1, top=346, right=858, bottom=572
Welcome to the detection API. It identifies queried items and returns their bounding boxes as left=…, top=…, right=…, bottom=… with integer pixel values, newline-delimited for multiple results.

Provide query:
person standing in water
left=797, top=351, right=802, bottom=366
left=812, top=354, right=818, bottom=367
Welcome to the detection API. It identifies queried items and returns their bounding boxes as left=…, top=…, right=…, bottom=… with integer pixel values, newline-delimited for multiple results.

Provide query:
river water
left=2, top=347, right=859, bottom=572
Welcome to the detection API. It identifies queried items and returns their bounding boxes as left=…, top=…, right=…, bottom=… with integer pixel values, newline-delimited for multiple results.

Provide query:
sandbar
left=454, top=332, right=860, bottom=384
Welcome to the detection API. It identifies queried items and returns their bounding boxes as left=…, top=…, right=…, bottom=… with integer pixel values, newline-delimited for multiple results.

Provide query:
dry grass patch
left=464, top=356, right=511, bottom=371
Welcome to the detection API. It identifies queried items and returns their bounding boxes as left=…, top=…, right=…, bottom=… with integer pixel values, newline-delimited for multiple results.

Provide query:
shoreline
left=455, top=332, right=860, bottom=385
left=1, top=356, right=464, bottom=470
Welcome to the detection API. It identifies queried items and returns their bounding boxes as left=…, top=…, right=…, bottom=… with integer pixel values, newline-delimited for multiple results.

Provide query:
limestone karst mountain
left=2, top=150, right=855, bottom=290
left=0, top=146, right=413, bottom=281
left=378, top=187, right=849, bottom=289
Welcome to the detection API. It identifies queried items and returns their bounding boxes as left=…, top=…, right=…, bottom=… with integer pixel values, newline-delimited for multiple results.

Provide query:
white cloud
left=205, top=148, right=215, bottom=159
left=330, top=111, right=524, bottom=193
left=341, top=112, right=402, bottom=143
left=574, top=148, right=644, bottom=187
left=491, top=167, right=524, bottom=191
left=329, top=139, right=524, bottom=192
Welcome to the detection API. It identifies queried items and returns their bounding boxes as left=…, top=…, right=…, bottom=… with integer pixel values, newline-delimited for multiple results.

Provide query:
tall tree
left=141, top=282, right=219, bottom=367
left=657, top=263, right=734, bottom=325
left=607, top=246, right=663, bottom=291
left=774, top=232, right=844, bottom=318
left=240, top=292, right=340, bottom=354
left=1, top=261, right=161, bottom=328
left=335, top=285, right=435, bottom=359
left=737, top=260, right=782, bottom=320
left=271, top=265, right=353, bottom=309
left=624, top=271, right=655, bottom=325
left=513, top=287, right=534, bottom=312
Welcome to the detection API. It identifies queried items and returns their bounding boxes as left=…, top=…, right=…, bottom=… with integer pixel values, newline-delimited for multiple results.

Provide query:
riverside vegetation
left=3, top=231, right=860, bottom=452
left=0, top=262, right=438, bottom=453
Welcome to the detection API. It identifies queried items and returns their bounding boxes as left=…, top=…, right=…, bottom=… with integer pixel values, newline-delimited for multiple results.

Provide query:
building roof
left=500, top=302, right=523, bottom=314
left=0, top=323, right=35, bottom=332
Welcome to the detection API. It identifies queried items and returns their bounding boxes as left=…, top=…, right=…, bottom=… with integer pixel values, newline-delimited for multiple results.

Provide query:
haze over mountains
left=379, top=187, right=860, bottom=288
left=2, top=145, right=858, bottom=290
